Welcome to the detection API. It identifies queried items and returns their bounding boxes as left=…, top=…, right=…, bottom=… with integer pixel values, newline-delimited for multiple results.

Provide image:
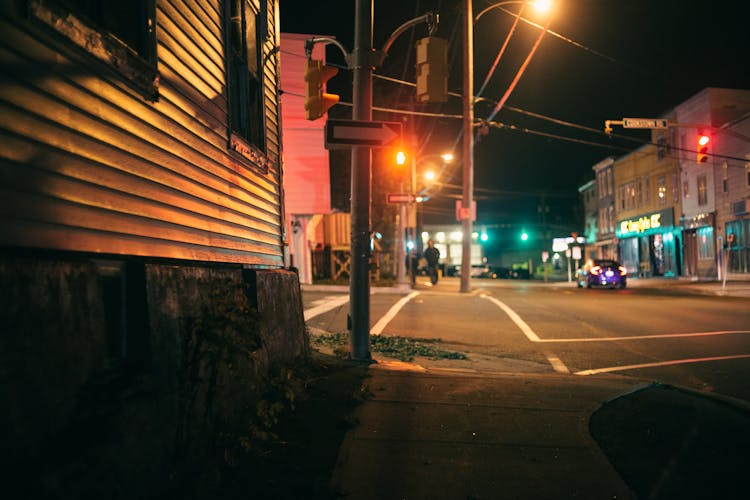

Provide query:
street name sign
left=622, top=118, right=669, bottom=129
left=386, top=193, right=415, bottom=204
left=325, top=119, right=402, bottom=149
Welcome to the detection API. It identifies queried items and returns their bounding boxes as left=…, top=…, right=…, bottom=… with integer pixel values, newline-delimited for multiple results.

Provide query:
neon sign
left=620, top=213, right=662, bottom=236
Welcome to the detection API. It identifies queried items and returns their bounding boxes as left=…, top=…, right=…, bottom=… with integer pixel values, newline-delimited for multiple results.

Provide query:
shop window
left=30, top=0, right=158, bottom=100
left=697, top=226, right=714, bottom=260
left=226, top=0, right=267, bottom=168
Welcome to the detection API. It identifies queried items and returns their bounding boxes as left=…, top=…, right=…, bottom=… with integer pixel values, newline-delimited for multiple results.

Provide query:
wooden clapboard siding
left=262, top=0, right=282, bottom=169
left=0, top=0, right=284, bottom=267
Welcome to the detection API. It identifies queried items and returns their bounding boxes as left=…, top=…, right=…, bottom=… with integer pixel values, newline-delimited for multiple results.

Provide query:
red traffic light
left=696, top=132, right=710, bottom=163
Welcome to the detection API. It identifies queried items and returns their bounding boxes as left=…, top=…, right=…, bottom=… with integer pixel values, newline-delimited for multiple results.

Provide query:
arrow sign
left=386, top=193, right=415, bottom=204
left=325, top=119, right=402, bottom=149
left=622, top=118, right=669, bottom=129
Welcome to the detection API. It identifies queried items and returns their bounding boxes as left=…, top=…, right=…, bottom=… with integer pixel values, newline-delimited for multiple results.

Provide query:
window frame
left=28, top=0, right=159, bottom=101
left=697, top=174, right=708, bottom=206
left=224, top=0, right=269, bottom=172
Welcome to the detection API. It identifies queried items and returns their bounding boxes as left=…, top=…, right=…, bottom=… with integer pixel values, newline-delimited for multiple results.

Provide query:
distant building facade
left=592, top=157, right=617, bottom=261
left=583, top=88, right=750, bottom=280
left=577, top=178, right=597, bottom=261
left=675, top=88, right=750, bottom=277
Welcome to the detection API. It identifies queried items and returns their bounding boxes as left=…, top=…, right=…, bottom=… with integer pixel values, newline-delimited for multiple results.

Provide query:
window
left=683, top=180, right=689, bottom=198
left=657, top=176, right=667, bottom=205
left=657, top=136, right=667, bottom=160
left=644, top=176, right=650, bottom=205
left=681, top=133, right=686, bottom=160
left=673, top=172, right=679, bottom=203
left=30, top=0, right=158, bottom=100
left=722, top=162, right=728, bottom=193
left=636, top=177, right=642, bottom=207
left=697, top=175, right=708, bottom=206
left=226, top=0, right=266, bottom=156
left=96, top=260, right=151, bottom=368
left=697, top=226, right=714, bottom=260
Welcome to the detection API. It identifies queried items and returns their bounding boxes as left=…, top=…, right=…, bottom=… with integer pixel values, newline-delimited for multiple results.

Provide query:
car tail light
left=590, top=266, right=601, bottom=275
left=618, top=266, right=627, bottom=276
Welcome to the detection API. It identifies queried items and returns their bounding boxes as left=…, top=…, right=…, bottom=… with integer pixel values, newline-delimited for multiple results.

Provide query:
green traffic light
left=521, top=232, right=529, bottom=241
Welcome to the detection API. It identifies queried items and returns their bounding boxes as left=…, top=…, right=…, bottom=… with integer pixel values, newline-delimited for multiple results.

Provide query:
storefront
left=681, top=212, right=716, bottom=278
left=617, top=208, right=683, bottom=277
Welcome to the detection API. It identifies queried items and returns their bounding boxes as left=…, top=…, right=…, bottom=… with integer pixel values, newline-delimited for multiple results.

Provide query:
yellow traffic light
left=304, top=59, right=339, bottom=120
left=415, top=37, right=448, bottom=103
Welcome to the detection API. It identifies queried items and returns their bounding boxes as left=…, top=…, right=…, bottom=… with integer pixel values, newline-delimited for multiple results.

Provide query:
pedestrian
left=406, top=248, right=419, bottom=286
left=423, top=239, right=440, bottom=285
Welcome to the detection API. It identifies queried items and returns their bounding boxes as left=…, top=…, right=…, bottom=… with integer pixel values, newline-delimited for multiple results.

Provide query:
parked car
left=576, top=259, right=627, bottom=289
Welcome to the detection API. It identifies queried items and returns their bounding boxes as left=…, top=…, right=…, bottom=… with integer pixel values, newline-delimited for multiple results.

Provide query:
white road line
left=480, top=294, right=542, bottom=342
left=304, top=295, right=350, bottom=321
left=575, top=353, right=750, bottom=376
left=536, top=330, right=750, bottom=343
left=370, top=291, right=420, bottom=335
left=545, top=354, right=571, bottom=374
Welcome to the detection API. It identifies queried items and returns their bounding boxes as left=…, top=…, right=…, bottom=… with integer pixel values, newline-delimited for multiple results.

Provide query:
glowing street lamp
left=460, top=0, right=552, bottom=293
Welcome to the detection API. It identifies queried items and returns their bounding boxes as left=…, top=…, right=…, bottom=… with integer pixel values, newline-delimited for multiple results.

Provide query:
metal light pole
left=349, top=0, right=373, bottom=361
left=460, top=0, right=474, bottom=293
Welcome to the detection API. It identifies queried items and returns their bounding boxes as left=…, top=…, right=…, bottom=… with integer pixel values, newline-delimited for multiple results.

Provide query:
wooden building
left=0, top=1, right=308, bottom=494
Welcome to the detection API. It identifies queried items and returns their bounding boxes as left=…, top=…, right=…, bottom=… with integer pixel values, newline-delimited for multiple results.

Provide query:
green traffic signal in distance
left=520, top=232, right=529, bottom=241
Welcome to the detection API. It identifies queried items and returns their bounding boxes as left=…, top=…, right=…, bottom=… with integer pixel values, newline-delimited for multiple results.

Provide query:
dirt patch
left=196, top=351, right=371, bottom=499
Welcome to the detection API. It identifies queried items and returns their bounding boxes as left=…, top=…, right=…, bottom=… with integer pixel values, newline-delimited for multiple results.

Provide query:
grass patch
left=312, top=332, right=467, bottom=362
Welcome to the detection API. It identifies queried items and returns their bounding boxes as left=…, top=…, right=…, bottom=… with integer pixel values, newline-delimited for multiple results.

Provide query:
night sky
left=279, top=0, right=750, bottom=239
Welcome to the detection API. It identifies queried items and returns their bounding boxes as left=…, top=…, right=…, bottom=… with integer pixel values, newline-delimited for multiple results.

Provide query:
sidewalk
left=301, top=277, right=750, bottom=498
left=329, top=362, right=750, bottom=500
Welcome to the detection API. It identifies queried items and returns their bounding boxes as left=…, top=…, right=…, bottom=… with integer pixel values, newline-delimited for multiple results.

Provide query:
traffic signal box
left=696, top=132, right=710, bottom=163
left=304, top=59, right=339, bottom=121
left=415, top=37, right=448, bottom=103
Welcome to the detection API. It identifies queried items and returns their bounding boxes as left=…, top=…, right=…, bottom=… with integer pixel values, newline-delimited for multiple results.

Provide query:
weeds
left=312, top=332, right=467, bottom=362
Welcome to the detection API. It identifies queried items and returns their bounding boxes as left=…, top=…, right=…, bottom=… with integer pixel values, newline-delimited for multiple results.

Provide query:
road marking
left=480, top=294, right=541, bottom=342
left=370, top=291, right=420, bottom=335
left=479, top=295, right=748, bottom=345
left=304, top=294, right=350, bottom=321
left=575, top=353, right=750, bottom=376
left=545, top=354, right=570, bottom=374
left=535, top=330, right=750, bottom=343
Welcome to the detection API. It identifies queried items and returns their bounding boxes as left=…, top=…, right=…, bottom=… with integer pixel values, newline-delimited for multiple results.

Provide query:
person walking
left=423, top=239, right=440, bottom=285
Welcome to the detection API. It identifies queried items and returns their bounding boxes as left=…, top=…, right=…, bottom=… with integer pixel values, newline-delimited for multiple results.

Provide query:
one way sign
left=325, top=119, right=402, bottom=150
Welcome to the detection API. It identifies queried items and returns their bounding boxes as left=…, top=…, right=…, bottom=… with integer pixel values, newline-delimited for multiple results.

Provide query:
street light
left=474, top=0, right=551, bottom=22
left=395, top=151, right=452, bottom=287
left=461, top=0, right=552, bottom=293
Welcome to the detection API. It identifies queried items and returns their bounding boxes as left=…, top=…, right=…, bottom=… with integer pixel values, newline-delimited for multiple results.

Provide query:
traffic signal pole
left=349, top=0, right=374, bottom=361
left=306, top=5, right=439, bottom=361
left=460, top=0, right=474, bottom=293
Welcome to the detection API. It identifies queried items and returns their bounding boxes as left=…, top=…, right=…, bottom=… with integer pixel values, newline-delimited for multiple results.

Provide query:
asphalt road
left=303, top=278, right=750, bottom=402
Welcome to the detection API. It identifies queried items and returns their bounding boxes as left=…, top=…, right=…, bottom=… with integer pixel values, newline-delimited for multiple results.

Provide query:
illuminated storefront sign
left=617, top=209, right=673, bottom=238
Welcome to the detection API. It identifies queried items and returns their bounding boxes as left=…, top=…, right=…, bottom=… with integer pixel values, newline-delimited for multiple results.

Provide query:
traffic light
left=520, top=232, right=529, bottom=241
left=696, top=132, right=710, bottom=163
left=304, top=59, right=339, bottom=120
left=415, top=37, right=448, bottom=103
left=396, top=151, right=406, bottom=166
